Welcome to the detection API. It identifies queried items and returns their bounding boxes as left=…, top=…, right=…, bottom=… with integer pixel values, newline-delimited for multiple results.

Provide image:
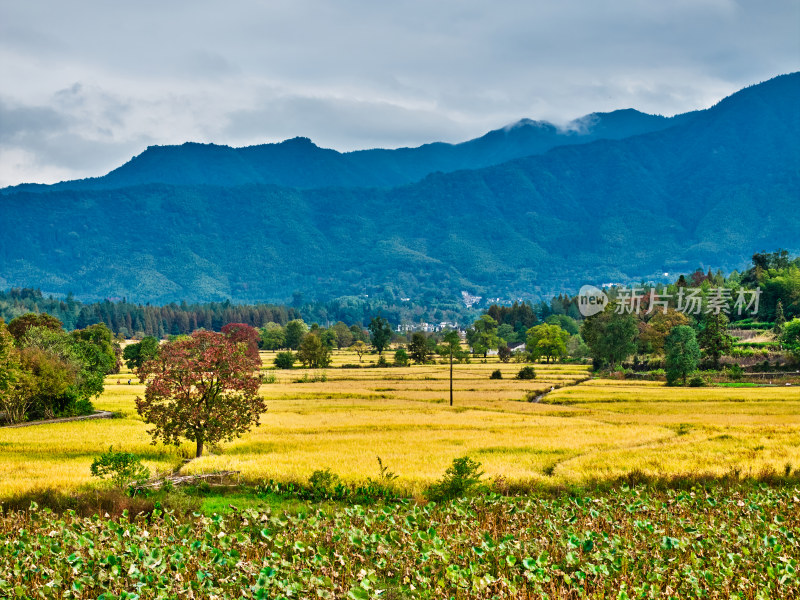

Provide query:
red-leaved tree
left=135, top=330, right=265, bottom=458
left=221, top=322, right=261, bottom=364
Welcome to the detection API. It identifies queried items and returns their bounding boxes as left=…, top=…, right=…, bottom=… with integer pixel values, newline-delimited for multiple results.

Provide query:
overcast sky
left=0, top=0, right=797, bottom=187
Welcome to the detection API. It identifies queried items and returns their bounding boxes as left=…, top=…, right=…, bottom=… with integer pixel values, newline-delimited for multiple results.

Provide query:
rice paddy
left=1, top=351, right=798, bottom=497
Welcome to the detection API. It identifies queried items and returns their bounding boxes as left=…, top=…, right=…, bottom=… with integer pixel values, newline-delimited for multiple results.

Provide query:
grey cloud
left=0, top=100, right=67, bottom=141
left=0, top=0, right=797, bottom=185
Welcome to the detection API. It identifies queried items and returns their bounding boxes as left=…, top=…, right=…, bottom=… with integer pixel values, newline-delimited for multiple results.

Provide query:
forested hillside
left=0, top=73, right=797, bottom=305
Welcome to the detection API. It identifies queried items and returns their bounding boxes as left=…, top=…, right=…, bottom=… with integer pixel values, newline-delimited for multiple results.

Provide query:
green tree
left=496, top=323, right=516, bottom=345
left=331, top=321, right=354, bottom=349
left=697, top=312, right=734, bottom=368
left=774, top=300, right=786, bottom=334
left=123, top=336, right=160, bottom=371
left=497, top=344, right=512, bottom=362
left=136, top=330, right=264, bottom=458
left=665, top=325, right=701, bottom=385
left=274, top=351, right=296, bottom=369
left=526, top=323, right=569, bottom=363
left=394, top=348, right=410, bottom=366
left=259, top=322, right=286, bottom=350
left=466, top=315, right=498, bottom=358
left=0, top=321, right=26, bottom=424
left=297, top=333, right=332, bottom=368
left=409, top=332, right=429, bottom=364
left=7, top=312, right=63, bottom=342
left=566, top=334, right=591, bottom=360
left=368, top=316, right=393, bottom=355
left=782, top=318, right=800, bottom=360
left=284, top=319, right=309, bottom=351
left=350, top=340, right=368, bottom=362
left=580, top=306, right=637, bottom=369
left=639, top=309, right=690, bottom=355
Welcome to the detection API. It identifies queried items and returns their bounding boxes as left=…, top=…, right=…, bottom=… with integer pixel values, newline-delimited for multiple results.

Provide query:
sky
left=0, top=0, right=798, bottom=187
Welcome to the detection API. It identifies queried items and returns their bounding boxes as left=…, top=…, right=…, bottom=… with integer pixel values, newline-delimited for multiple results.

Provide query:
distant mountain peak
left=501, top=118, right=554, bottom=132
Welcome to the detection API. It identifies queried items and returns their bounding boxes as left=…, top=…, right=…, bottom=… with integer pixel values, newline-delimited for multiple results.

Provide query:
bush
left=425, top=456, right=484, bottom=502
left=516, top=366, right=536, bottom=380
left=689, top=375, right=705, bottom=387
left=274, top=351, right=296, bottom=369
left=90, top=447, right=150, bottom=489
left=727, top=364, right=744, bottom=380
left=376, top=355, right=389, bottom=368
left=309, top=468, right=339, bottom=493
left=394, top=348, right=410, bottom=367
left=489, top=369, right=502, bottom=380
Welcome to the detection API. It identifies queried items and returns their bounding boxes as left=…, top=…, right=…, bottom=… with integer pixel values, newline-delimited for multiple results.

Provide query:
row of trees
left=0, top=314, right=119, bottom=424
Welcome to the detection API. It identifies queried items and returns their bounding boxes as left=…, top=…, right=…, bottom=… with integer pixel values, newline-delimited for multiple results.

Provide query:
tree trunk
left=196, top=438, right=204, bottom=458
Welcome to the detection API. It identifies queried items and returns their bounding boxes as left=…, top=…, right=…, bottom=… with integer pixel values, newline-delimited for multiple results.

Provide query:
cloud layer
left=1, top=0, right=797, bottom=186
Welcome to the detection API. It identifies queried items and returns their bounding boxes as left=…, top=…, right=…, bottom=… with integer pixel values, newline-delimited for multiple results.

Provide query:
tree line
left=0, top=314, right=119, bottom=424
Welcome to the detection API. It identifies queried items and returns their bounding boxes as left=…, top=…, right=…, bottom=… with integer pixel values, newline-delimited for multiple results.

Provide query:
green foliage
left=123, top=335, right=160, bottom=371
left=497, top=344, right=512, bottom=362
left=350, top=340, right=368, bottom=362
left=2, top=483, right=800, bottom=597
left=566, top=334, right=591, bottom=360
left=782, top=318, right=800, bottom=361
left=726, top=364, right=745, bottom=380
left=296, top=333, right=331, bottom=368
left=665, top=325, right=701, bottom=385
left=425, top=456, right=485, bottom=502
left=516, top=366, right=537, bottom=380
left=90, top=447, right=150, bottom=489
left=689, top=375, right=706, bottom=387
left=331, top=321, right=354, bottom=349
left=490, top=369, right=503, bottom=380
left=393, top=348, right=409, bottom=367
left=526, top=323, right=569, bottom=363
left=284, top=319, right=308, bottom=351
left=259, top=322, right=286, bottom=350
left=273, top=351, right=296, bottom=369
left=368, top=316, right=393, bottom=355
left=581, top=307, right=637, bottom=369
left=697, top=312, right=735, bottom=368
left=408, top=332, right=429, bottom=364
left=467, top=315, right=498, bottom=358
left=308, top=469, right=339, bottom=494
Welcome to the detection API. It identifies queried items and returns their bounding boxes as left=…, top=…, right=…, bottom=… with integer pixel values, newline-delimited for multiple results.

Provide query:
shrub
left=516, top=366, right=536, bottom=380
left=394, top=348, right=410, bottom=367
left=689, top=375, right=705, bottom=387
left=376, top=355, right=389, bottom=368
left=727, top=364, right=744, bottom=380
left=90, top=447, right=150, bottom=489
left=309, top=468, right=339, bottom=493
left=489, top=369, right=502, bottom=380
left=274, top=351, right=296, bottom=369
left=425, top=456, right=484, bottom=502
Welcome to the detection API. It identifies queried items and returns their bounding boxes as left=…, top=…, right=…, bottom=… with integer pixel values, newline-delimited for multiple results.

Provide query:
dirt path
left=1, top=411, right=115, bottom=428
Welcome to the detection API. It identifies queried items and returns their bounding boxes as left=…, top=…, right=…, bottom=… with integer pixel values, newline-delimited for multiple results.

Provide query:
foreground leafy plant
left=425, top=456, right=484, bottom=501
left=1, top=484, right=798, bottom=599
left=90, top=447, right=150, bottom=489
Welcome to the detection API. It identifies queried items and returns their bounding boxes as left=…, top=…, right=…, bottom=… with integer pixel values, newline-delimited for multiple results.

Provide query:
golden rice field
left=1, top=350, right=799, bottom=497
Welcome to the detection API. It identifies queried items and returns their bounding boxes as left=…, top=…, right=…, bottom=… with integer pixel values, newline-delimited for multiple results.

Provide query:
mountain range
left=0, top=72, right=798, bottom=305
